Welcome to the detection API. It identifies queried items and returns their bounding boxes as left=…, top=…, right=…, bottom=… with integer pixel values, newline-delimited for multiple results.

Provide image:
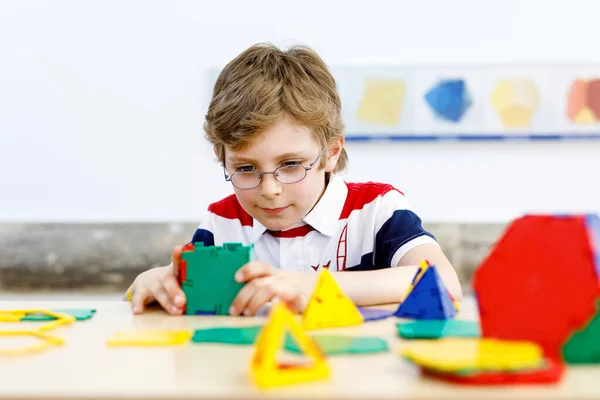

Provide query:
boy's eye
left=236, top=165, right=255, bottom=173
left=281, top=161, right=302, bottom=168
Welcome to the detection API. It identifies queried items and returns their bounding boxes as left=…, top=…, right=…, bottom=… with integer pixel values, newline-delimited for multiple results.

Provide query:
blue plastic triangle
left=394, top=266, right=457, bottom=319
left=584, top=214, right=600, bottom=280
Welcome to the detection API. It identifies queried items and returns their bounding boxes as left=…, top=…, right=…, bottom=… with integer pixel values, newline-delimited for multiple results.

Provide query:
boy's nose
left=259, top=173, right=282, bottom=199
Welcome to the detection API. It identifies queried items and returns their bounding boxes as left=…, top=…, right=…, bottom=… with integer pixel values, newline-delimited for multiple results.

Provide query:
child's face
left=224, top=116, right=340, bottom=231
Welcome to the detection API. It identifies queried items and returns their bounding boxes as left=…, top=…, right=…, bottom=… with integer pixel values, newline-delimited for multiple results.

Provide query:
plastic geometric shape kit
left=250, top=302, right=330, bottom=388
left=491, top=78, right=541, bottom=127
left=301, top=269, right=363, bottom=330
left=106, top=330, right=193, bottom=347
left=0, top=309, right=75, bottom=356
left=566, top=78, right=600, bottom=123
left=473, top=214, right=600, bottom=361
left=400, top=338, right=544, bottom=373
left=180, top=242, right=252, bottom=315
left=394, top=260, right=458, bottom=320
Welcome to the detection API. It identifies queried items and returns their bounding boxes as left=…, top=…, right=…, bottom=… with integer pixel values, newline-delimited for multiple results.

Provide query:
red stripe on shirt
left=207, top=194, right=253, bottom=227
left=267, top=225, right=315, bottom=238
left=339, top=182, right=403, bottom=220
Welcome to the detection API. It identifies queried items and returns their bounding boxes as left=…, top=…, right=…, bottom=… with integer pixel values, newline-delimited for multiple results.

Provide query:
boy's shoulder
left=335, top=179, right=407, bottom=219
left=206, top=194, right=253, bottom=226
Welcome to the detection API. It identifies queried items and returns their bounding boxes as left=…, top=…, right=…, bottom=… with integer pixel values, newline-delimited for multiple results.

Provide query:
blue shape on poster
left=424, top=79, right=472, bottom=123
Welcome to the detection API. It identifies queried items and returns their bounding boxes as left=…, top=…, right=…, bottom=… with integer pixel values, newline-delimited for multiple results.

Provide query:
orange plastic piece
left=250, top=302, right=330, bottom=388
left=302, top=269, right=363, bottom=330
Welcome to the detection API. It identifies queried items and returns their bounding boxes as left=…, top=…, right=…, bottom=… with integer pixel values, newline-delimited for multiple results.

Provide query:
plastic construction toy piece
left=401, top=338, right=544, bottom=373
left=302, top=269, right=363, bottom=330
left=250, top=302, right=330, bottom=389
left=191, top=326, right=263, bottom=346
left=398, top=320, right=480, bottom=339
left=180, top=242, right=253, bottom=316
left=0, top=330, right=64, bottom=356
left=421, top=357, right=564, bottom=385
left=0, top=309, right=76, bottom=332
left=106, top=330, right=192, bottom=347
left=21, top=308, right=96, bottom=321
left=424, top=79, right=472, bottom=123
left=566, top=78, right=600, bottom=123
left=285, top=334, right=389, bottom=355
left=472, top=214, right=600, bottom=361
left=356, top=77, right=406, bottom=126
left=393, top=261, right=458, bottom=320
left=357, top=307, right=395, bottom=321
left=563, top=299, right=600, bottom=364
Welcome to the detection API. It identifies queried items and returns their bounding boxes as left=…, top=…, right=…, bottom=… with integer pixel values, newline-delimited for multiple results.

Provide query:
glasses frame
left=223, top=149, right=323, bottom=190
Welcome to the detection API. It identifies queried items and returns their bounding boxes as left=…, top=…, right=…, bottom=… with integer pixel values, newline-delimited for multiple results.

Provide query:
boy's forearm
left=330, top=265, right=462, bottom=307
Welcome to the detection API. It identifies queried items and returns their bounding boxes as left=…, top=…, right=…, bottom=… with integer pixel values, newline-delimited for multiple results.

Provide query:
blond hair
left=203, top=43, right=347, bottom=173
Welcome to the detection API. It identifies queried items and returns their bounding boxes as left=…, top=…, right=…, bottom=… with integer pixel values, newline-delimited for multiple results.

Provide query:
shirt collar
left=251, top=175, right=348, bottom=241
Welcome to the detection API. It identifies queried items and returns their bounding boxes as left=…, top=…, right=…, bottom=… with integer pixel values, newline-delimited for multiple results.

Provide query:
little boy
left=126, top=43, right=462, bottom=315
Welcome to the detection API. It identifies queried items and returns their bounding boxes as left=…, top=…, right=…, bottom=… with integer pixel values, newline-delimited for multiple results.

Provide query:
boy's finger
left=162, top=274, right=186, bottom=307
left=243, top=285, right=276, bottom=316
left=279, top=290, right=307, bottom=314
left=154, top=282, right=182, bottom=315
left=234, top=261, right=272, bottom=282
left=131, top=287, right=152, bottom=314
left=229, top=276, right=269, bottom=315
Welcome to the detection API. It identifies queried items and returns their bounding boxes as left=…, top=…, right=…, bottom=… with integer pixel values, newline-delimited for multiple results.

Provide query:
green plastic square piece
left=191, top=325, right=262, bottom=345
left=285, top=335, right=390, bottom=355
left=397, top=320, right=480, bottom=339
left=182, top=242, right=253, bottom=316
left=21, top=308, right=97, bottom=321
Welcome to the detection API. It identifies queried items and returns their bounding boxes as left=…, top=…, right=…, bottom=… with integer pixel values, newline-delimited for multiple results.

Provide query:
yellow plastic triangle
left=301, top=269, right=363, bottom=330
left=106, top=330, right=192, bottom=346
left=250, top=302, right=329, bottom=388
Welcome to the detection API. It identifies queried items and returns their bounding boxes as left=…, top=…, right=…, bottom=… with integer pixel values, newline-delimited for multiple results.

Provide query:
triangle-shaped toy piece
left=302, top=269, right=364, bottom=330
left=250, top=302, right=329, bottom=388
left=394, top=263, right=457, bottom=320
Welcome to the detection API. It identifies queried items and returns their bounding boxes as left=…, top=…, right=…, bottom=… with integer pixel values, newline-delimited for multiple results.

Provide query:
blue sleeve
left=188, top=214, right=215, bottom=246
left=374, top=209, right=436, bottom=268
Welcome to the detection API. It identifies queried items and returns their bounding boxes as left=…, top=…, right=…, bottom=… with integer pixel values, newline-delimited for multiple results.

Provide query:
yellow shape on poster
left=491, top=78, right=540, bottom=127
left=251, top=302, right=329, bottom=388
left=106, top=330, right=192, bottom=347
left=356, top=78, right=406, bottom=126
left=401, top=337, right=543, bottom=372
left=574, top=107, right=597, bottom=123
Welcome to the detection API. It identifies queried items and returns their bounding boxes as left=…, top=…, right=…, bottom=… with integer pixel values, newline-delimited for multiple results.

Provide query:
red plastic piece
left=472, top=215, right=600, bottom=361
left=421, top=358, right=564, bottom=385
left=178, top=242, right=195, bottom=314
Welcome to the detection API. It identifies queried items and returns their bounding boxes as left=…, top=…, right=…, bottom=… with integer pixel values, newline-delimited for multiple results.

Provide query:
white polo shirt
left=189, top=175, right=437, bottom=272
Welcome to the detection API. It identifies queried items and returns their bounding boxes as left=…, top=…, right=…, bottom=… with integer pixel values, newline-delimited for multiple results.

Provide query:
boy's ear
left=324, top=136, right=345, bottom=173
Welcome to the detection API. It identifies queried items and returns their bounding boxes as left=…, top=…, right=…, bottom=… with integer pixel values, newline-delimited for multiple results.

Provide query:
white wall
left=1, top=0, right=599, bottom=223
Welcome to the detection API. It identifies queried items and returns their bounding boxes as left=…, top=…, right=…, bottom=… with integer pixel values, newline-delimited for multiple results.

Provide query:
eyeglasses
left=223, top=149, right=323, bottom=190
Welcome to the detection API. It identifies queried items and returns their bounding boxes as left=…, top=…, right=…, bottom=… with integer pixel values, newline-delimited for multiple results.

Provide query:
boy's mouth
left=260, top=206, right=290, bottom=215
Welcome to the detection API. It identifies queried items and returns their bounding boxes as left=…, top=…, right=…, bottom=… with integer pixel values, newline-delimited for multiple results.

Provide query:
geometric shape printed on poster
left=356, top=78, right=406, bottom=126
left=491, top=78, right=541, bottom=127
left=566, top=78, right=600, bottom=123
left=425, top=79, right=472, bottom=123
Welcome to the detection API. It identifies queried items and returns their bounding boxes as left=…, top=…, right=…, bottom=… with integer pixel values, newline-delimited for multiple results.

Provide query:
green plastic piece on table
left=285, top=335, right=390, bottom=355
left=21, top=308, right=97, bottom=321
left=563, top=299, right=600, bottom=364
left=191, top=326, right=262, bottom=345
left=182, top=242, right=253, bottom=316
left=397, top=320, right=480, bottom=339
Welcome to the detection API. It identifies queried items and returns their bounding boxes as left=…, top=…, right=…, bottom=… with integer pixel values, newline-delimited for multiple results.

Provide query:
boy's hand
left=126, top=246, right=187, bottom=315
left=230, top=262, right=318, bottom=316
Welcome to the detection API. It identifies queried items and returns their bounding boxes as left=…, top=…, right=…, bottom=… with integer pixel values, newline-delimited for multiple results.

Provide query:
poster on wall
left=208, top=65, right=600, bottom=141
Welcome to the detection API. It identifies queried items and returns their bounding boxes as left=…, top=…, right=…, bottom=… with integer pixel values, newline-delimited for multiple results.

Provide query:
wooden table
left=0, top=298, right=598, bottom=400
